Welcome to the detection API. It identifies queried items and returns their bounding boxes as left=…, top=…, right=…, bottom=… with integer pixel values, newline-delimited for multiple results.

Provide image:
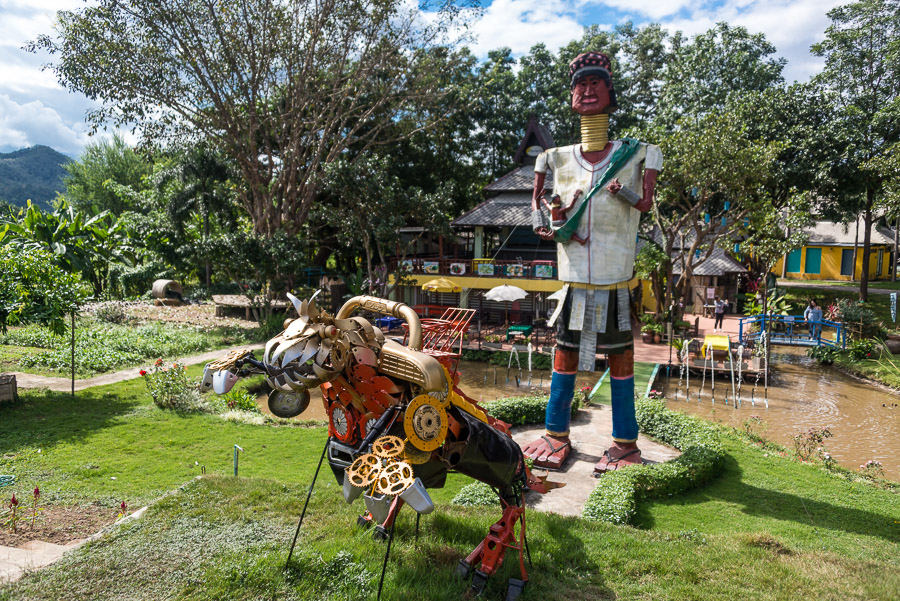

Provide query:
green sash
left=552, top=138, right=641, bottom=243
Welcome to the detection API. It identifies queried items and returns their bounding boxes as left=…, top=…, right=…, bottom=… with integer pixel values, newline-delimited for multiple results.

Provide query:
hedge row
left=461, top=349, right=553, bottom=371
left=582, top=398, right=725, bottom=525
left=482, top=393, right=581, bottom=426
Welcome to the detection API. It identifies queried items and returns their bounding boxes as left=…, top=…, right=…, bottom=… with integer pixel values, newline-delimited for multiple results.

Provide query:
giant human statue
left=523, top=51, right=662, bottom=474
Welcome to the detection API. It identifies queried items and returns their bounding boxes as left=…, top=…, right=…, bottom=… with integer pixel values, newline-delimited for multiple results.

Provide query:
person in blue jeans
left=713, top=296, right=727, bottom=332
left=804, top=299, right=823, bottom=340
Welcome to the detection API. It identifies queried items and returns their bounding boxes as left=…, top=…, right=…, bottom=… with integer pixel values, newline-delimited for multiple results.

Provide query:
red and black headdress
left=568, top=51, right=618, bottom=112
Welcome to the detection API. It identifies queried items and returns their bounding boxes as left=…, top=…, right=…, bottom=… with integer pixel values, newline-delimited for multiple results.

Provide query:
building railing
left=738, top=314, right=846, bottom=349
left=389, top=257, right=558, bottom=280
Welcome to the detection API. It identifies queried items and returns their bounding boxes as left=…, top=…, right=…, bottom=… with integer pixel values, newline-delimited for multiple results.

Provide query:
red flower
left=9, top=494, right=18, bottom=507
left=33, top=487, right=39, bottom=499
left=139, top=369, right=147, bottom=376
left=155, top=358, right=163, bottom=366
left=120, top=501, right=127, bottom=513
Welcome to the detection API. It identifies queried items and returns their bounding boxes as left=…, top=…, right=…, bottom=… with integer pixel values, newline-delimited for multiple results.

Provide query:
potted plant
left=651, top=322, right=663, bottom=344
left=640, top=323, right=655, bottom=344
left=670, top=338, right=691, bottom=363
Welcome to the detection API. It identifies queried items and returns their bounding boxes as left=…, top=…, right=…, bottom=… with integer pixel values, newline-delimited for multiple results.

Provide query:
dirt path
left=10, top=344, right=264, bottom=392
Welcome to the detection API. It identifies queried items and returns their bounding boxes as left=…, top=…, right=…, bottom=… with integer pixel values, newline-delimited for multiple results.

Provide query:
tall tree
left=31, top=0, right=476, bottom=237
left=657, top=22, right=785, bottom=129
left=63, top=134, right=151, bottom=215
left=812, top=0, right=900, bottom=300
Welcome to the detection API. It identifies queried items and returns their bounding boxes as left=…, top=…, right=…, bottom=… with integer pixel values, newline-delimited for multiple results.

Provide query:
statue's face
left=571, top=75, right=611, bottom=115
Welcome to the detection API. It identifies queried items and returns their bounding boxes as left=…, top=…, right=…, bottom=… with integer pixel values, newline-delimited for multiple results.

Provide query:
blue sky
left=0, top=0, right=844, bottom=156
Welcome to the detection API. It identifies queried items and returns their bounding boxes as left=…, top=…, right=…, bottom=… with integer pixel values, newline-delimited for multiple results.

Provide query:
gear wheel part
left=346, top=454, right=381, bottom=488
left=402, top=443, right=432, bottom=465
left=372, top=435, right=405, bottom=459
left=374, top=461, right=415, bottom=495
left=404, top=395, right=448, bottom=452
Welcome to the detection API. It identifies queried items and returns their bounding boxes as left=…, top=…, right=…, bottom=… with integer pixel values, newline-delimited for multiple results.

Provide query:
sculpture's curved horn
left=286, top=292, right=304, bottom=316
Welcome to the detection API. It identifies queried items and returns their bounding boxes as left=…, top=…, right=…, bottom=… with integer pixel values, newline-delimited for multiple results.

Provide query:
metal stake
left=376, top=521, right=396, bottom=601
left=285, top=437, right=330, bottom=570
left=233, top=445, right=244, bottom=476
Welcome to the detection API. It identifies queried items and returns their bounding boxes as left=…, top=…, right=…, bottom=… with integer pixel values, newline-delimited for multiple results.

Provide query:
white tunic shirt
left=535, top=141, right=663, bottom=286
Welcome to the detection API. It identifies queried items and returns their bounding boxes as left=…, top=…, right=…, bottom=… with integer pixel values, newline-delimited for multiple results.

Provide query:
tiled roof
left=452, top=193, right=532, bottom=227
left=805, top=219, right=896, bottom=246
left=483, top=165, right=554, bottom=192
left=672, top=246, right=748, bottom=276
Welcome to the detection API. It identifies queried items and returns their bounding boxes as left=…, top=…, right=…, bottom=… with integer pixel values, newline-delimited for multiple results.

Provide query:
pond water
left=658, top=346, right=900, bottom=481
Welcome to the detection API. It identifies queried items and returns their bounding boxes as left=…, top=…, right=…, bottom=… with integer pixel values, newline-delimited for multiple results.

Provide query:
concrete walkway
left=10, top=344, right=264, bottom=392
left=511, top=404, right=680, bottom=517
left=0, top=540, right=84, bottom=584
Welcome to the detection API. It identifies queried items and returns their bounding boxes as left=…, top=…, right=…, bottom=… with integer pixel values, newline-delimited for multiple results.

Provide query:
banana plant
left=0, top=199, right=136, bottom=296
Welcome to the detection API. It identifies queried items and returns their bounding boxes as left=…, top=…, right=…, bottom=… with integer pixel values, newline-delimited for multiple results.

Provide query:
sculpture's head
left=569, top=51, right=618, bottom=115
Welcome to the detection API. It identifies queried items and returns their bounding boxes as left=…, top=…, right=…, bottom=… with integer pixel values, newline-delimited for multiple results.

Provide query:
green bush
left=222, top=388, right=261, bottom=414
left=807, top=345, right=839, bottom=365
left=482, top=393, right=579, bottom=426
left=582, top=398, right=725, bottom=525
left=847, top=338, right=878, bottom=361
left=140, top=359, right=209, bottom=412
left=834, top=298, right=885, bottom=340
left=461, top=348, right=553, bottom=371
left=451, top=482, right=497, bottom=506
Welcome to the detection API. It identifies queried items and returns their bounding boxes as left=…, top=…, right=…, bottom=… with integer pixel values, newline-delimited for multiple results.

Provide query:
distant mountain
left=0, top=146, right=71, bottom=210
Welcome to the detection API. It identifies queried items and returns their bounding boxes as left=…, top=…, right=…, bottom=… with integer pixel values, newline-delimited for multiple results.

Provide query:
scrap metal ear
left=286, top=292, right=304, bottom=316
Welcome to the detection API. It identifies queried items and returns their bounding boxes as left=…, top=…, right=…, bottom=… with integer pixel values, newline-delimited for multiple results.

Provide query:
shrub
left=789, top=427, right=832, bottom=462
left=582, top=398, right=725, bottom=525
left=222, top=388, right=261, bottom=413
left=807, top=345, right=838, bottom=365
left=834, top=298, right=885, bottom=339
left=141, top=359, right=207, bottom=412
left=461, top=349, right=553, bottom=371
left=847, top=338, right=878, bottom=361
left=483, top=393, right=579, bottom=426
left=451, top=482, right=497, bottom=507
left=88, top=301, right=132, bottom=325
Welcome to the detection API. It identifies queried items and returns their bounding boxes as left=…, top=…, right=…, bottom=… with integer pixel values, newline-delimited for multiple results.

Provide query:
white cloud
left=657, top=0, right=844, bottom=83
left=0, top=93, right=93, bottom=155
left=594, top=0, right=693, bottom=20
left=466, top=0, right=599, bottom=57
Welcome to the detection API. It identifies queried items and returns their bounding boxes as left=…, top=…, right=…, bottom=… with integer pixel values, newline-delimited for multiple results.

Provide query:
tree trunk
left=852, top=217, right=860, bottom=282
left=893, top=215, right=899, bottom=283
left=860, top=193, right=874, bottom=302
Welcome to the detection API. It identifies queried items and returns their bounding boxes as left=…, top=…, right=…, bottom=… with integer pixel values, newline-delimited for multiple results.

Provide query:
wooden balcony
left=389, top=257, right=558, bottom=280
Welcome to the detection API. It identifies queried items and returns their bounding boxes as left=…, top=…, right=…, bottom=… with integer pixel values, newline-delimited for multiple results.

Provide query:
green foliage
left=140, top=359, right=207, bottom=412
left=834, top=298, right=886, bottom=340
left=0, top=146, right=70, bottom=210
left=807, top=345, right=839, bottom=365
left=583, top=398, right=725, bottom=525
left=63, top=134, right=151, bottom=216
left=0, top=198, right=135, bottom=296
left=3, top=319, right=249, bottom=375
left=847, top=338, right=878, bottom=361
left=222, top=388, right=261, bottom=414
left=450, top=482, right=497, bottom=507
left=484, top=394, right=544, bottom=426
left=461, top=349, right=552, bottom=371
left=0, top=245, right=85, bottom=335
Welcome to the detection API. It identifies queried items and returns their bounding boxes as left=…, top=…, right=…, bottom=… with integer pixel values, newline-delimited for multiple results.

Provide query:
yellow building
left=773, top=219, right=897, bottom=281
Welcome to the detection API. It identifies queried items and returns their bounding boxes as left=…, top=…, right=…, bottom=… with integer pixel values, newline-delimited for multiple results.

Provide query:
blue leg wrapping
left=610, top=376, right=638, bottom=441
left=545, top=371, right=576, bottom=435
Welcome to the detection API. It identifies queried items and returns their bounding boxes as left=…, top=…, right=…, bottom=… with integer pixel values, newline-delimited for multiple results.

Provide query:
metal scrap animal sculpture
left=202, top=294, right=558, bottom=599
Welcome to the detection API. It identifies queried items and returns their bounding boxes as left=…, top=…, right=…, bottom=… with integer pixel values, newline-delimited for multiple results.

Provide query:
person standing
left=804, top=299, right=823, bottom=340
left=713, top=296, right=727, bottom=332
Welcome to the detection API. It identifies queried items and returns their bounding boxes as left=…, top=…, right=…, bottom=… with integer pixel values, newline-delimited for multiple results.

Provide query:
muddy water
left=659, top=347, right=900, bottom=481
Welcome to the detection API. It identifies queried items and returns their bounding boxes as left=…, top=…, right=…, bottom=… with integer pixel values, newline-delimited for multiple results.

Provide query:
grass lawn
left=590, top=361, right=658, bottom=405
left=832, top=350, right=900, bottom=390
left=827, top=280, right=900, bottom=291
left=1, top=366, right=898, bottom=600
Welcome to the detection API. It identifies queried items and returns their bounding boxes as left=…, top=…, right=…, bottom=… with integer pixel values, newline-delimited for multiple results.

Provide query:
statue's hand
left=535, top=226, right=555, bottom=241
left=606, top=179, right=622, bottom=195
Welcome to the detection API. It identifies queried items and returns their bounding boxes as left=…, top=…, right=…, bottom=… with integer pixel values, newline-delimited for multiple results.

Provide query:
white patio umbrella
left=484, top=285, right=528, bottom=326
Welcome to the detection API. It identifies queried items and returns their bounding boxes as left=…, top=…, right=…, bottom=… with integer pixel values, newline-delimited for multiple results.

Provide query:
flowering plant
left=2, top=494, right=21, bottom=533
left=141, top=359, right=202, bottom=411
left=859, top=459, right=884, bottom=479
left=647, top=389, right=664, bottom=400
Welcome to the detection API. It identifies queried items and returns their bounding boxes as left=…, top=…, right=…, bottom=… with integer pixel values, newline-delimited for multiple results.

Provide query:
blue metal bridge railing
left=738, top=314, right=845, bottom=349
